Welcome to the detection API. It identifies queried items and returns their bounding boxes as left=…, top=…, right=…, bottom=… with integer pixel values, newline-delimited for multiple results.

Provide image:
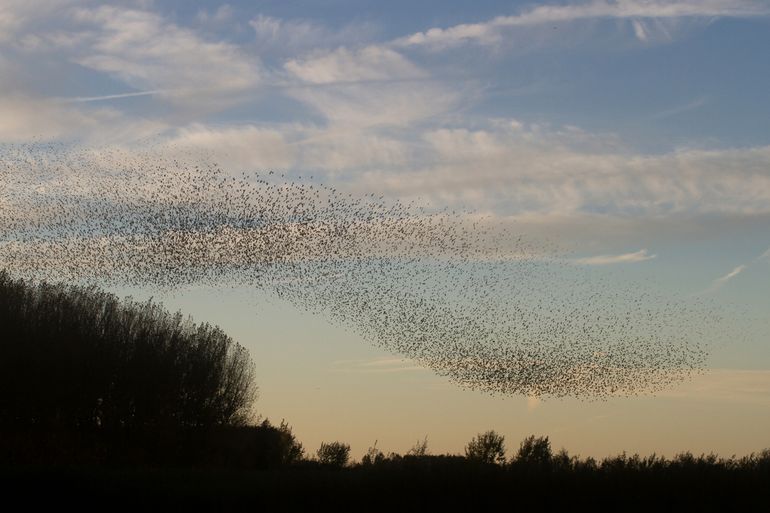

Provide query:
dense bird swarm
left=0, top=143, right=717, bottom=398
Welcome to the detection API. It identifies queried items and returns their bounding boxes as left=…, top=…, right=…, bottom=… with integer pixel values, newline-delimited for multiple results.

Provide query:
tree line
left=2, top=271, right=769, bottom=509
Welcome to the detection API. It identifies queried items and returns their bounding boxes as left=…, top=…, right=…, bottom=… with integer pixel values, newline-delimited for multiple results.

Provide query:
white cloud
left=163, top=124, right=296, bottom=170
left=287, top=82, right=459, bottom=128
left=153, top=122, right=413, bottom=174
left=709, top=264, right=747, bottom=291
left=394, top=0, right=770, bottom=49
left=70, top=6, right=261, bottom=106
left=284, top=46, right=459, bottom=127
left=285, top=46, right=425, bottom=85
left=574, top=249, right=657, bottom=265
left=697, top=246, right=770, bottom=294
left=250, top=15, right=375, bottom=55
left=124, top=118, right=770, bottom=223
left=632, top=19, right=649, bottom=41
left=297, top=127, right=412, bottom=172
left=196, top=4, right=234, bottom=25
left=0, top=3, right=22, bottom=41
left=356, top=124, right=770, bottom=217
left=0, top=0, right=81, bottom=43
left=1, top=1, right=768, bottom=241
left=77, top=113, right=768, bottom=249
left=0, top=94, right=165, bottom=143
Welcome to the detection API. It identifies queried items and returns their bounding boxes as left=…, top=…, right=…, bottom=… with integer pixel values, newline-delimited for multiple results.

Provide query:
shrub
left=515, top=435, right=552, bottom=467
left=317, top=441, right=351, bottom=468
left=361, top=441, right=385, bottom=465
left=407, top=436, right=429, bottom=456
left=465, top=430, right=506, bottom=464
left=202, top=420, right=304, bottom=469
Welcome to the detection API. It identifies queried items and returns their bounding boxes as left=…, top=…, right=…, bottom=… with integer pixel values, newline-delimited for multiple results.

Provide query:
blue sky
left=1, top=0, right=770, bottom=457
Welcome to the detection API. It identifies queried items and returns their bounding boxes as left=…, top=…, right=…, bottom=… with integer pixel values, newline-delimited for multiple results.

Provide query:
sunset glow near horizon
left=1, top=0, right=769, bottom=459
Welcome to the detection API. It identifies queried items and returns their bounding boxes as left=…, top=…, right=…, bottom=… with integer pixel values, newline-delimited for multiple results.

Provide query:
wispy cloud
left=283, top=45, right=458, bottom=128
left=650, top=95, right=709, bottom=120
left=70, top=6, right=261, bottom=108
left=708, top=264, right=747, bottom=292
left=359, top=124, right=770, bottom=217
left=151, top=120, right=770, bottom=218
left=700, top=245, right=770, bottom=294
left=574, top=249, right=657, bottom=265
left=2, top=0, right=770, bottom=229
left=60, top=90, right=165, bottom=103
left=250, top=14, right=376, bottom=56
left=393, top=0, right=770, bottom=49
left=0, top=94, right=166, bottom=143
left=195, top=4, right=235, bottom=26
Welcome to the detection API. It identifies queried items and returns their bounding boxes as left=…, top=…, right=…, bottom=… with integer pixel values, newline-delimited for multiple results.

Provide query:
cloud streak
left=60, top=90, right=165, bottom=103
left=708, top=264, right=747, bottom=292
left=649, top=95, right=709, bottom=120
left=394, top=0, right=770, bottom=49
left=574, top=249, right=657, bottom=265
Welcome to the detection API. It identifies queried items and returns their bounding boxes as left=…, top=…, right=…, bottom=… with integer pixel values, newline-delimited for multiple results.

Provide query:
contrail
left=60, top=90, right=166, bottom=103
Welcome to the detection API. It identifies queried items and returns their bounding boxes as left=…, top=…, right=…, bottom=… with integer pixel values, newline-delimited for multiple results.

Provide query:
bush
left=514, top=435, right=552, bottom=467
left=407, top=436, right=429, bottom=456
left=201, top=420, right=304, bottom=469
left=465, top=430, right=506, bottom=464
left=317, top=441, right=351, bottom=468
left=361, top=441, right=385, bottom=465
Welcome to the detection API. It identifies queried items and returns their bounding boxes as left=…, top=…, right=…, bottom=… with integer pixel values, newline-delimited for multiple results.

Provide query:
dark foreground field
left=4, top=452, right=770, bottom=512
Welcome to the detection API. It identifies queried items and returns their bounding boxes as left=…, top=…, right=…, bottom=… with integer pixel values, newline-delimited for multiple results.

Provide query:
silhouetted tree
left=551, top=448, right=576, bottom=471
left=317, top=441, right=351, bottom=468
left=514, top=435, right=552, bottom=467
left=0, top=271, right=257, bottom=432
left=203, top=419, right=304, bottom=469
left=273, top=419, right=305, bottom=464
left=465, top=430, right=506, bottom=464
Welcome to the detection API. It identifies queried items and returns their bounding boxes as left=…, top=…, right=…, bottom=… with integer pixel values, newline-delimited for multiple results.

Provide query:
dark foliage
left=407, top=435, right=430, bottom=456
left=464, top=430, right=506, bottom=464
left=316, top=441, right=351, bottom=468
left=361, top=441, right=385, bottom=466
left=513, top=434, right=552, bottom=468
left=0, top=270, right=256, bottom=431
left=5, top=448, right=768, bottom=511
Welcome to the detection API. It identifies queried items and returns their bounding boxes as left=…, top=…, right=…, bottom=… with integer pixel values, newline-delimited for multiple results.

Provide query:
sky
left=1, top=0, right=770, bottom=459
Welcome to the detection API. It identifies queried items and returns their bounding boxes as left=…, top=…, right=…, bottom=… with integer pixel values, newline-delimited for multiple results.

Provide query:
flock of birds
left=0, top=143, right=720, bottom=398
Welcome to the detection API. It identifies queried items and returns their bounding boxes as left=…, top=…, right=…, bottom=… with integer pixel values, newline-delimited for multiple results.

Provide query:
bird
left=0, top=142, right=718, bottom=399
